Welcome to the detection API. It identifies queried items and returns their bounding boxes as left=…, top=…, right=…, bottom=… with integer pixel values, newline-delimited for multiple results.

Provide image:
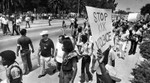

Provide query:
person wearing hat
left=37, top=30, right=55, bottom=78
left=16, top=29, right=34, bottom=75
left=0, top=50, right=23, bottom=83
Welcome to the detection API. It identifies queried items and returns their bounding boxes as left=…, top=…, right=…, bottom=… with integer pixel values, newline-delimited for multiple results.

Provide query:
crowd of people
left=0, top=13, right=37, bottom=36
left=112, top=17, right=150, bottom=59
left=0, top=14, right=150, bottom=83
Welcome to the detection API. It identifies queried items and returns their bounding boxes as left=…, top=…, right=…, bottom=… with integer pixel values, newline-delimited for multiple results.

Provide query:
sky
left=115, top=0, right=150, bottom=12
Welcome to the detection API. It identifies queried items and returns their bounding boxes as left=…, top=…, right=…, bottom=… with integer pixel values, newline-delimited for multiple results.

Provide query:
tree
left=141, top=4, right=150, bottom=16
left=3, top=0, right=25, bottom=13
left=131, top=60, right=150, bottom=83
left=97, top=0, right=118, bottom=12
left=48, top=0, right=64, bottom=14
left=114, top=10, right=129, bottom=14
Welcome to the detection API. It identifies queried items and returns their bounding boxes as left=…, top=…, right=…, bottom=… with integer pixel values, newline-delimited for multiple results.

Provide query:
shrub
left=139, top=41, right=150, bottom=60
left=131, top=60, right=150, bottom=83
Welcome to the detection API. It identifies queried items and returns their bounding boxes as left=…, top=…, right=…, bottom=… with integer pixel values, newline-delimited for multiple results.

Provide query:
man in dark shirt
left=37, top=30, right=54, bottom=78
left=16, top=29, right=34, bottom=75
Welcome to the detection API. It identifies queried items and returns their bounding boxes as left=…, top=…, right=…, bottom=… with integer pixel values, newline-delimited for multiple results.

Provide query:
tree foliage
left=0, top=0, right=117, bottom=14
left=141, top=4, right=150, bottom=16
left=114, top=10, right=129, bottom=14
left=131, top=60, right=150, bottom=83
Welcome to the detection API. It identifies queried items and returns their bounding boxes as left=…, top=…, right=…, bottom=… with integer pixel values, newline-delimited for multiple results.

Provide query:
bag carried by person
left=8, top=63, right=23, bottom=83
left=46, top=58, right=57, bottom=74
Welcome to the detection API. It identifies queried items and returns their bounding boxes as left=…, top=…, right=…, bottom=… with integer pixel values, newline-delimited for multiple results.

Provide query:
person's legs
left=25, top=21, right=28, bottom=28
left=57, top=62, right=62, bottom=71
left=132, top=41, right=138, bottom=55
left=12, top=25, right=15, bottom=35
left=80, top=57, right=86, bottom=83
left=85, top=56, right=93, bottom=82
left=27, top=21, right=30, bottom=28
left=1, top=24, right=4, bottom=35
left=128, top=40, right=134, bottom=55
left=6, top=24, right=11, bottom=33
left=26, top=50, right=32, bottom=71
left=3, top=25, right=7, bottom=35
left=21, top=53, right=29, bottom=74
left=38, top=57, right=46, bottom=78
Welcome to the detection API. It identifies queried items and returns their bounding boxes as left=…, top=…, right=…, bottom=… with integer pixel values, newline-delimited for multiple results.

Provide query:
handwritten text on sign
left=86, top=6, right=113, bottom=51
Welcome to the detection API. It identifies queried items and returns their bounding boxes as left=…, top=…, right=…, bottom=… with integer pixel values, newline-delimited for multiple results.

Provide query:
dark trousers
left=129, top=40, right=138, bottom=55
left=26, top=21, right=30, bottom=28
left=16, top=25, right=20, bottom=33
left=12, top=24, right=19, bottom=35
left=3, top=24, right=8, bottom=35
left=80, top=55, right=92, bottom=82
left=20, top=50, right=32, bottom=74
left=57, top=62, right=62, bottom=71
left=48, top=20, right=51, bottom=26
left=1, top=23, right=4, bottom=34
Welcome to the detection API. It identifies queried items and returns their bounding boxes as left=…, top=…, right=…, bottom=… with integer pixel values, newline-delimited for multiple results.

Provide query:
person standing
left=0, top=50, right=23, bottom=83
left=11, top=17, right=20, bottom=36
left=5, top=16, right=11, bottom=34
left=1, top=15, right=5, bottom=35
left=37, top=30, right=55, bottom=78
left=128, top=27, right=138, bottom=55
left=48, top=15, right=52, bottom=26
left=54, top=35, right=65, bottom=72
left=25, top=15, right=30, bottom=28
left=62, top=20, right=66, bottom=35
left=16, top=17, right=22, bottom=34
left=0, top=15, right=2, bottom=30
left=59, top=38, right=78, bottom=83
left=2, top=16, right=10, bottom=35
left=79, top=34, right=93, bottom=83
left=16, top=29, right=34, bottom=75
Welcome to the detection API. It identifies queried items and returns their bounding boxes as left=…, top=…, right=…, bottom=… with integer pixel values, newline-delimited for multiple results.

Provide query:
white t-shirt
left=25, top=17, right=30, bottom=21
left=0, top=17, right=2, bottom=24
left=70, top=18, right=75, bottom=23
left=16, top=19, right=22, bottom=25
left=2, top=18, right=8, bottom=25
left=55, top=42, right=64, bottom=63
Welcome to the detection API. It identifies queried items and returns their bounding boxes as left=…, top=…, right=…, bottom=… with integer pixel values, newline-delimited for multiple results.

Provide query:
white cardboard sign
left=86, top=6, right=113, bottom=52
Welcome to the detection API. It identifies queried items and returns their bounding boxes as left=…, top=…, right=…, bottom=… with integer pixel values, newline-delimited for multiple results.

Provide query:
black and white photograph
left=0, top=0, right=150, bottom=83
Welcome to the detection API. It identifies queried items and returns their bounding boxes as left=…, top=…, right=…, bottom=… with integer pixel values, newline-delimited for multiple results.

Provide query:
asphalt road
left=0, top=19, right=144, bottom=83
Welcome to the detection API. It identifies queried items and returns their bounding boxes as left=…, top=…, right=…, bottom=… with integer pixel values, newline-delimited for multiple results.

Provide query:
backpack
left=9, top=63, right=22, bottom=83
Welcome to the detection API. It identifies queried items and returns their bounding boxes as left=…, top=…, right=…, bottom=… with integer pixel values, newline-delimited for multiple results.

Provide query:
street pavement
left=0, top=18, right=144, bottom=83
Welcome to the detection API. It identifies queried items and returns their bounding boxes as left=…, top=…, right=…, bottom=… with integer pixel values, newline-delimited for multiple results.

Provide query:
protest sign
left=86, top=6, right=113, bottom=52
left=127, top=13, right=141, bottom=22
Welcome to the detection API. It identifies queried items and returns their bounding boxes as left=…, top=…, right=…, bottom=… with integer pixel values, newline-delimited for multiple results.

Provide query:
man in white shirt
left=25, top=15, right=30, bottom=28
left=2, top=16, right=10, bottom=35
left=16, top=17, right=22, bottom=33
